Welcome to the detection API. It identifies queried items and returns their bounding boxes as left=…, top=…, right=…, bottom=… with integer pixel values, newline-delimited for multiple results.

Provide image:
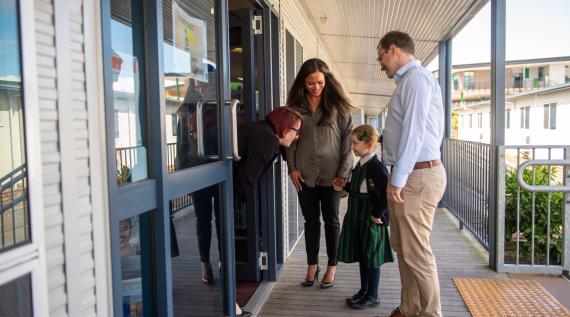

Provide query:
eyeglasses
left=376, top=47, right=396, bottom=67
left=290, top=127, right=299, bottom=136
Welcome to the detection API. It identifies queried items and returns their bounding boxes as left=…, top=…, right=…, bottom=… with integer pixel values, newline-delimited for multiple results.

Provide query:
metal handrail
left=516, top=159, right=570, bottom=192
left=0, top=172, right=25, bottom=193
left=0, top=164, right=25, bottom=184
left=0, top=193, right=27, bottom=214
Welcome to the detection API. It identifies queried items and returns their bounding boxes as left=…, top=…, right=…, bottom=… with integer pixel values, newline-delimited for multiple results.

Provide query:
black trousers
left=297, top=183, right=342, bottom=266
left=192, top=185, right=221, bottom=263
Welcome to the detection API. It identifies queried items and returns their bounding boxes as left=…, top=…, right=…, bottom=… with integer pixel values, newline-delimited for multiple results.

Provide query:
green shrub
left=504, top=166, right=563, bottom=264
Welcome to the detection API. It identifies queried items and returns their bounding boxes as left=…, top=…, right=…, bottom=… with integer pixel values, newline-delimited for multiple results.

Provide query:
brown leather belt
left=414, top=159, right=441, bottom=170
left=390, top=159, right=441, bottom=173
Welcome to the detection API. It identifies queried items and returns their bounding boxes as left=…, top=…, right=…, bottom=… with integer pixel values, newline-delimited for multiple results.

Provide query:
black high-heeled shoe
left=301, top=265, right=320, bottom=286
left=201, top=262, right=214, bottom=284
left=321, top=269, right=336, bottom=288
left=237, top=310, right=252, bottom=317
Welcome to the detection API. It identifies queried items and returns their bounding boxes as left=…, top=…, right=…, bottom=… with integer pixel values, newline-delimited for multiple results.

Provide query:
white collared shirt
left=358, top=152, right=376, bottom=193
left=382, top=60, right=444, bottom=188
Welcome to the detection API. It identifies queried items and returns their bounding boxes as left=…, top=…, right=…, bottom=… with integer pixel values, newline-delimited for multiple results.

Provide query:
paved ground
left=258, top=198, right=509, bottom=317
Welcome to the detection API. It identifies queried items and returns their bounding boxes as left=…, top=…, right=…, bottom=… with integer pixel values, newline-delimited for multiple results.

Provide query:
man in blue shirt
left=378, top=31, right=446, bottom=317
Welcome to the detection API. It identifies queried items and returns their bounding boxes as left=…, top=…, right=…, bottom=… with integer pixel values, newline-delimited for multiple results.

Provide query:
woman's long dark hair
left=286, top=58, right=354, bottom=126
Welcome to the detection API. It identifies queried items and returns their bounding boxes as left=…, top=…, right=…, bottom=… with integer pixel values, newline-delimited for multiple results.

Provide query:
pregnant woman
left=285, top=58, right=354, bottom=288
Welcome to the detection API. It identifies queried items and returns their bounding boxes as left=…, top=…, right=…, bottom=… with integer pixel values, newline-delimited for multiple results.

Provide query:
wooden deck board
left=258, top=198, right=508, bottom=317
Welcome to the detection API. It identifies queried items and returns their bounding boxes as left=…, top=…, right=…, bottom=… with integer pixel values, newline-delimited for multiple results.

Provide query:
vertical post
left=438, top=40, right=452, bottom=208
left=489, top=0, right=506, bottom=271
left=439, top=40, right=452, bottom=139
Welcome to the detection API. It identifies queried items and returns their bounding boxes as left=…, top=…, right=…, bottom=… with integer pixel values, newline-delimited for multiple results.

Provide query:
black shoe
left=301, top=265, right=320, bottom=286
left=202, top=262, right=214, bottom=284
left=346, top=290, right=366, bottom=304
left=237, top=310, right=252, bottom=317
left=321, top=276, right=335, bottom=288
left=350, top=294, right=380, bottom=309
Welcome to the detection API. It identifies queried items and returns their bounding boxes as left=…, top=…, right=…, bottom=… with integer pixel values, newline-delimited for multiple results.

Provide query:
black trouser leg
left=193, top=185, right=220, bottom=262
left=298, top=184, right=341, bottom=266
left=297, top=184, right=321, bottom=265
left=318, top=185, right=341, bottom=266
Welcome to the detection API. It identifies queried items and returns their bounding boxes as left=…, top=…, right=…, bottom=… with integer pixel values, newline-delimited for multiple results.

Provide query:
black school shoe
left=350, top=294, right=380, bottom=309
left=345, top=290, right=366, bottom=304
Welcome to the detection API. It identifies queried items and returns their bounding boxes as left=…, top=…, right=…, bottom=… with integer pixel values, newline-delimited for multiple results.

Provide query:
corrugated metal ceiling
left=298, top=0, right=488, bottom=114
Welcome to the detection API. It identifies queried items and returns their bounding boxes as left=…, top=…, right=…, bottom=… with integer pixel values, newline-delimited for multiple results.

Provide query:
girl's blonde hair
left=351, top=124, right=380, bottom=149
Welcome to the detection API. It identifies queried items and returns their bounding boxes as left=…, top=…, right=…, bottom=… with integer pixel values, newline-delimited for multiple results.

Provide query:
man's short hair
left=377, top=31, right=415, bottom=56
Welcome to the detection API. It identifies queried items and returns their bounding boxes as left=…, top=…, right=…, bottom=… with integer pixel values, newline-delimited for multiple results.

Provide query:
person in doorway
left=335, top=125, right=394, bottom=309
left=174, top=71, right=220, bottom=285
left=231, top=106, right=303, bottom=317
left=376, top=31, right=446, bottom=317
left=285, top=58, right=354, bottom=288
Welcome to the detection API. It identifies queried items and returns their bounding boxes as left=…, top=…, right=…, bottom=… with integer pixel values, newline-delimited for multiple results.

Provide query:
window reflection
left=120, top=215, right=143, bottom=316
left=163, top=0, right=220, bottom=173
left=111, top=0, right=149, bottom=184
left=0, top=0, right=31, bottom=252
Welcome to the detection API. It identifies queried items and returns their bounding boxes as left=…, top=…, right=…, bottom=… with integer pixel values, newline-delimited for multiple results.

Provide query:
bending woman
left=285, top=58, right=354, bottom=288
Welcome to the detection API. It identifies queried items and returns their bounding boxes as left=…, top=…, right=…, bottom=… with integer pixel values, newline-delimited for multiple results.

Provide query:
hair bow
left=357, top=131, right=369, bottom=141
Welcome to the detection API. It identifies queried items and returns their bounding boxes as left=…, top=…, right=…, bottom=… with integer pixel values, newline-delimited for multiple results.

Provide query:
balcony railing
left=0, top=164, right=29, bottom=249
left=116, top=143, right=189, bottom=212
left=452, top=79, right=561, bottom=94
left=442, top=139, right=490, bottom=247
left=442, top=139, right=570, bottom=274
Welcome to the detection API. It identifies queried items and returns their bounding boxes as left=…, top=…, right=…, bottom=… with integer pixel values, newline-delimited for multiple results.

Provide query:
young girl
left=333, top=124, right=394, bottom=309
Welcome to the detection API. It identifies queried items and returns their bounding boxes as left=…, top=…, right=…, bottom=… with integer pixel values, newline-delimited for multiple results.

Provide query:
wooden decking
left=258, top=198, right=509, bottom=317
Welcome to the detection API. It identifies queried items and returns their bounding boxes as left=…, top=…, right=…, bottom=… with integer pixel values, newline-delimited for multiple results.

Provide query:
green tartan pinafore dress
left=338, top=161, right=394, bottom=268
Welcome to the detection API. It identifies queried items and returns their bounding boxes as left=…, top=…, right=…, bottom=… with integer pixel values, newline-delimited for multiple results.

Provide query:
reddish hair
left=265, top=107, right=304, bottom=138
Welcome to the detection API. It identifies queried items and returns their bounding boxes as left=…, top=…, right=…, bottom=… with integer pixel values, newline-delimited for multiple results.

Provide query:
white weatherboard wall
left=269, top=0, right=354, bottom=260
left=33, top=0, right=102, bottom=315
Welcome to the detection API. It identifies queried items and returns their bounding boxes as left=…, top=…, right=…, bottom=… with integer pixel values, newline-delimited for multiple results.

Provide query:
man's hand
left=371, top=215, right=383, bottom=224
left=290, top=171, right=304, bottom=192
left=387, top=183, right=404, bottom=203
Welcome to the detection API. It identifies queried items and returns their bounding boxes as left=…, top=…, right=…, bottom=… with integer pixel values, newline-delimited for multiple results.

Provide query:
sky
left=0, top=0, right=22, bottom=81
left=427, top=0, right=570, bottom=71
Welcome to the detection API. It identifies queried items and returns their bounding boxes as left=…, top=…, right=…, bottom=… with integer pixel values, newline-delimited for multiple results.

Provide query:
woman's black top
left=233, top=120, right=280, bottom=199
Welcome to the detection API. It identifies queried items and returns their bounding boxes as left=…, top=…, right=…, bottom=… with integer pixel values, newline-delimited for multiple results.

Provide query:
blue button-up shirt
left=382, top=60, right=444, bottom=188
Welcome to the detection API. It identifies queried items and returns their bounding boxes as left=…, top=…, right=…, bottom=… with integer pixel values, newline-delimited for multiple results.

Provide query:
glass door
left=102, top=0, right=237, bottom=315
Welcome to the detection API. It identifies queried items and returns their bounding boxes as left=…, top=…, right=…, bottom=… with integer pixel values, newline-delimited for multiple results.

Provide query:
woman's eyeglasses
left=290, top=127, right=300, bottom=136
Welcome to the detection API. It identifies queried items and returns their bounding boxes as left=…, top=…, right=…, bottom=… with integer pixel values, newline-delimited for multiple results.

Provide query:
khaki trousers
left=388, top=164, right=446, bottom=317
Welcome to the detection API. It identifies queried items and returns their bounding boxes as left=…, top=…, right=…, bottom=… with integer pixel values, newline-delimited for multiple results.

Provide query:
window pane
left=119, top=213, right=153, bottom=316
left=0, top=274, right=32, bottom=317
left=0, top=0, right=31, bottom=252
left=164, top=0, right=220, bottom=173
left=111, top=0, right=149, bottom=185
left=550, top=104, right=556, bottom=130
left=544, top=104, right=549, bottom=129
left=170, top=184, right=225, bottom=316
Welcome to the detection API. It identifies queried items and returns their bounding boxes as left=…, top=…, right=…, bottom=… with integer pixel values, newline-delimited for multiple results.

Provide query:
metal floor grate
left=242, top=281, right=275, bottom=317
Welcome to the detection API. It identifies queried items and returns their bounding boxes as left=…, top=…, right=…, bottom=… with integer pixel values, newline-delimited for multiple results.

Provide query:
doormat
left=236, top=280, right=262, bottom=307
left=453, top=278, right=570, bottom=316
